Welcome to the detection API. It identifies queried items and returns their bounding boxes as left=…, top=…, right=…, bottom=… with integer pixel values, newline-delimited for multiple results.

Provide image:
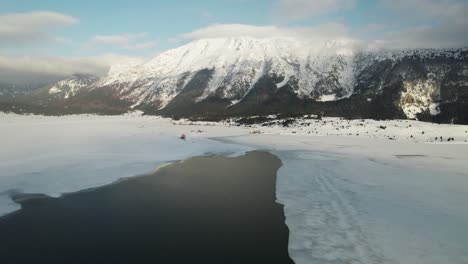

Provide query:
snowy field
left=1, top=112, right=468, bottom=264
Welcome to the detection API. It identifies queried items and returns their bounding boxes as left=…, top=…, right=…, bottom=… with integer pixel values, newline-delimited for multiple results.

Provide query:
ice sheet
left=1, top=113, right=468, bottom=264
left=224, top=134, right=468, bottom=264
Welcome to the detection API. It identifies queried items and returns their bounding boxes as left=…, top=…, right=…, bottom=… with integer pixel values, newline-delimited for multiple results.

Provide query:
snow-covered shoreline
left=1, top=113, right=467, bottom=264
left=0, top=113, right=252, bottom=216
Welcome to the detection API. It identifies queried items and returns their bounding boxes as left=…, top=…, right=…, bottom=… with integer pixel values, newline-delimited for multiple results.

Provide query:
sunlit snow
left=1, top=113, right=468, bottom=264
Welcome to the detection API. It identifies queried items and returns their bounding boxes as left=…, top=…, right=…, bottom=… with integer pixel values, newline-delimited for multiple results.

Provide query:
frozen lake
left=1, top=113, right=467, bottom=264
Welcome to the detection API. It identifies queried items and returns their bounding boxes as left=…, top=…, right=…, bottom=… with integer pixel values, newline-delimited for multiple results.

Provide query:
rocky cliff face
left=1, top=38, right=467, bottom=123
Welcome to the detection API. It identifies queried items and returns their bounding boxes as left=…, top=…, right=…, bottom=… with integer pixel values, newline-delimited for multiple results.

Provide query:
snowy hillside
left=96, top=37, right=357, bottom=108
left=47, top=74, right=98, bottom=99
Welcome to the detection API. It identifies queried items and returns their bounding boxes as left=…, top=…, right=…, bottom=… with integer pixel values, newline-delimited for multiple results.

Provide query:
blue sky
left=0, top=0, right=467, bottom=82
left=0, top=0, right=384, bottom=56
left=1, top=0, right=274, bottom=56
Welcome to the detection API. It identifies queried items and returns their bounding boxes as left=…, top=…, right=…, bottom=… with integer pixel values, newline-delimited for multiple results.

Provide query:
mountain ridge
left=1, top=37, right=467, bottom=123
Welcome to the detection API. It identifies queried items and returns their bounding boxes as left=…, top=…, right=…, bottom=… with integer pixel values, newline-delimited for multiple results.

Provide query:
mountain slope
left=45, top=74, right=99, bottom=100
left=96, top=37, right=357, bottom=108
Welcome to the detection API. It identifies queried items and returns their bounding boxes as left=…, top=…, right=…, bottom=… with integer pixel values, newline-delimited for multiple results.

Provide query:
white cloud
left=181, top=23, right=350, bottom=41
left=274, top=0, right=357, bottom=21
left=93, top=33, right=147, bottom=45
left=87, top=33, right=158, bottom=51
left=181, top=17, right=468, bottom=51
left=124, top=40, right=159, bottom=51
left=0, top=54, right=143, bottom=83
left=179, top=23, right=363, bottom=56
left=0, top=11, right=77, bottom=46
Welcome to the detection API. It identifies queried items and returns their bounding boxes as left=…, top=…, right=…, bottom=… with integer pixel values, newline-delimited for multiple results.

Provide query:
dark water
left=0, top=151, right=293, bottom=264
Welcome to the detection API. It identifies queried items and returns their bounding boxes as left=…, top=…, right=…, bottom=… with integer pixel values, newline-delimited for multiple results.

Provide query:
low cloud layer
left=181, top=23, right=350, bottom=42
left=0, top=11, right=77, bottom=46
left=0, top=54, right=143, bottom=84
left=88, top=33, right=159, bottom=51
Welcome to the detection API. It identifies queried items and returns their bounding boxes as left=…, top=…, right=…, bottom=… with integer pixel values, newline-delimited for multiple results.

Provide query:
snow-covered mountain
left=46, top=74, right=99, bottom=99
left=97, top=37, right=357, bottom=108
left=1, top=37, right=467, bottom=123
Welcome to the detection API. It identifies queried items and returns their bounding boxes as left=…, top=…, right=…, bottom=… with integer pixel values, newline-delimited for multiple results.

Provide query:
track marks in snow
left=278, top=151, right=393, bottom=264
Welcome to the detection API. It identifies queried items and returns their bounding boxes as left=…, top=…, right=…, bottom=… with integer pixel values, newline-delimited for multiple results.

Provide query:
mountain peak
left=102, top=36, right=356, bottom=101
